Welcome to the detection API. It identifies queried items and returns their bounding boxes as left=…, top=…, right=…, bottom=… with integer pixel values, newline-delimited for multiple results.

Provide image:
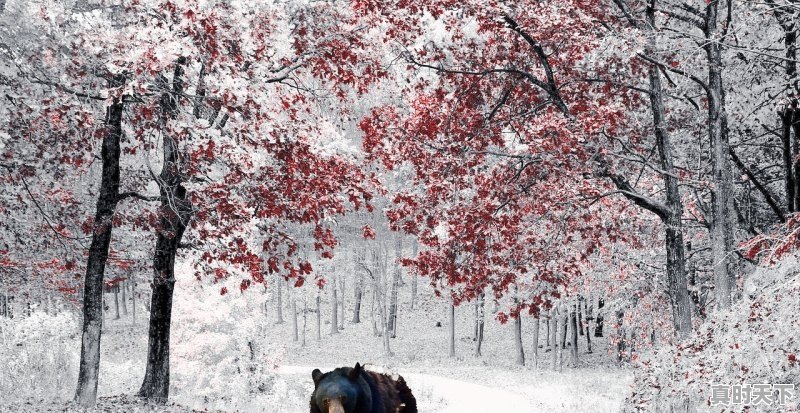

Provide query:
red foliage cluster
left=355, top=0, right=635, bottom=315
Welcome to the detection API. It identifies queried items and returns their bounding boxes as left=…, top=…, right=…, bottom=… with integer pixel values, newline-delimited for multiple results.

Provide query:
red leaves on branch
left=355, top=0, right=634, bottom=314
left=362, top=225, right=376, bottom=240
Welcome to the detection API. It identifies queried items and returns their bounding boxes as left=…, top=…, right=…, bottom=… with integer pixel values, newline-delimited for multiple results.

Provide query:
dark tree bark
left=594, top=297, right=604, bottom=337
left=560, top=309, right=568, bottom=349
left=790, top=117, right=800, bottom=212
left=352, top=272, right=362, bottom=323
left=607, top=0, right=693, bottom=336
left=583, top=298, right=593, bottom=353
left=387, top=237, right=401, bottom=338
left=74, top=77, right=125, bottom=407
left=138, top=58, right=193, bottom=404
left=770, top=0, right=800, bottom=212
left=729, top=147, right=785, bottom=221
left=704, top=0, right=736, bottom=310
left=780, top=106, right=795, bottom=212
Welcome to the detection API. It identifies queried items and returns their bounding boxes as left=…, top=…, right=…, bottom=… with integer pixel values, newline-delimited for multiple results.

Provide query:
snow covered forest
left=0, top=0, right=799, bottom=411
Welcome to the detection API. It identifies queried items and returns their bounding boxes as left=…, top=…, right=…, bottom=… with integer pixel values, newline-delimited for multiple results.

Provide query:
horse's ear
left=312, top=369, right=324, bottom=386
left=348, top=362, right=363, bottom=380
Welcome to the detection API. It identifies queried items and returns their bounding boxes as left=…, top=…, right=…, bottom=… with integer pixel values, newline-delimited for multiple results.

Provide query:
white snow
left=279, top=365, right=529, bottom=413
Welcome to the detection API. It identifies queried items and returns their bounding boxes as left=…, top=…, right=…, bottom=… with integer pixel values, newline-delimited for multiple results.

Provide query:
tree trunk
left=531, top=317, right=540, bottom=369
left=569, top=303, right=578, bottom=367
left=514, top=314, right=524, bottom=366
left=138, top=59, right=192, bottom=404
left=594, top=298, right=604, bottom=337
left=370, top=289, right=379, bottom=336
left=113, top=285, right=120, bottom=320
left=275, top=276, right=284, bottom=324
left=545, top=317, right=550, bottom=347
left=584, top=299, right=593, bottom=353
left=558, top=310, right=567, bottom=370
left=448, top=303, right=456, bottom=358
left=792, top=116, right=800, bottom=213
left=131, top=277, right=136, bottom=326
left=302, top=300, right=307, bottom=346
left=388, top=237, right=401, bottom=338
left=74, top=77, right=125, bottom=407
left=339, top=277, right=345, bottom=331
left=774, top=2, right=799, bottom=212
left=550, top=307, right=559, bottom=371
left=352, top=269, right=362, bottom=323
left=647, top=1, right=693, bottom=336
left=316, top=294, right=321, bottom=341
left=410, top=240, right=418, bottom=310
left=121, top=281, right=128, bottom=316
left=704, top=0, right=736, bottom=310
left=781, top=106, right=795, bottom=212
left=616, top=309, right=626, bottom=363
left=609, top=0, right=694, bottom=339
left=330, top=284, right=339, bottom=335
left=474, top=292, right=484, bottom=357
left=379, top=290, right=392, bottom=356
left=560, top=308, right=568, bottom=349
left=292, top=298, right=299, bottom=342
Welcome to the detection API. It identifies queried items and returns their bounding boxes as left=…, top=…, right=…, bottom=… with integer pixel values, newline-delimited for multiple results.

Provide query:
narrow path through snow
left=278, top=365, right=531, bottom=413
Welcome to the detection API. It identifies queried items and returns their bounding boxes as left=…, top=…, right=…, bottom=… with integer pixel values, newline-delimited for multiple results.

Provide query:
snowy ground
left=0, top=270, right=633, bottom=412
left=278, top=364, right=630, bottom=413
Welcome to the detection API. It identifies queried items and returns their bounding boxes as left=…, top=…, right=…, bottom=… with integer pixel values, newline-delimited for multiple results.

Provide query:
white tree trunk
left=449, top=302, right=456, bottom=358
left=550, top=307, right=559, bottom=371
left=302, top=300, right=307, bottom=347
left=514, top=314, right=524, bottom=366
left=292, top=298, right=298, bottom=342
left=531, top=317, right=540, bottom=369
left=474, top=292, right=484, bottom=357
left=330, top=283, right=339, bottom=335
left=275, top=276, right=284, bottom=324
left=410, top=240, right=418, bottom=310
left=316, top=294, right=321, bottom=341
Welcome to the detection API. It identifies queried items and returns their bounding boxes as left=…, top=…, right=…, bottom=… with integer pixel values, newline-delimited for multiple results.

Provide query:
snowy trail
left=278, top=365, right=531, bottom=413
